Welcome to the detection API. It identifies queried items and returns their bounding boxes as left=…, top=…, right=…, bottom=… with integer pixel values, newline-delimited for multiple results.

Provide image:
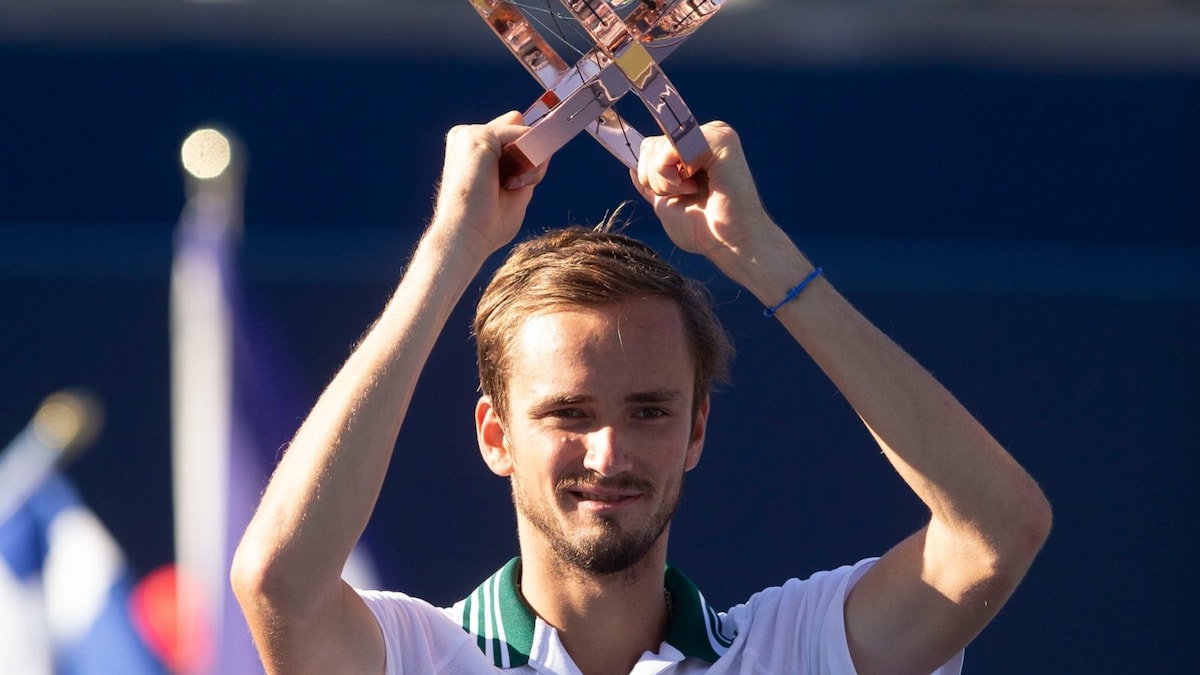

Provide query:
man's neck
left=517, top=541, right=671, bottom=674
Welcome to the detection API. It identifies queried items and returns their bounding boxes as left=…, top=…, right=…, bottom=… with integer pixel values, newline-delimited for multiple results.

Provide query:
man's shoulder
left=356, top=587, right=509, bottom=674
left=661, top=558, right=878, bottom=668
left=356, top=588, right=459, bottom=625
left=726, top=557, right=879, bottom=622
left=696, top=558, right=880, bottom=674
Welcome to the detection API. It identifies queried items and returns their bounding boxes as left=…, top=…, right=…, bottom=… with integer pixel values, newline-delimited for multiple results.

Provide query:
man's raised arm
left=230, top=112, right=545, bottom=675
left=633, top=123, right=1052, bottom=675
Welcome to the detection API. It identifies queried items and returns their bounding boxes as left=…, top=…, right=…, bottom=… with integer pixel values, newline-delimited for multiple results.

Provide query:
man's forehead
left=506, top=299, right=692, bottom=378
left=512, top=298, right=685, bottom=343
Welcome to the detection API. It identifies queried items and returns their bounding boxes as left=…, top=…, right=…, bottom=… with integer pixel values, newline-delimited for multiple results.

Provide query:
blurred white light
left=180, top=128, right=232, bottom=180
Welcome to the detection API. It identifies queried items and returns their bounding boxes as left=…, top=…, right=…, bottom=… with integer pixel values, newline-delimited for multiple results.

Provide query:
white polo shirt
left=358, top=557, right=964, bottom=674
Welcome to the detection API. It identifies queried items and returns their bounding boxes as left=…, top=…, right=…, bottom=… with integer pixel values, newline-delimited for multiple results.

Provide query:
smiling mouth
left=559, top=475, right=653, bottom=506
left=572, top=490, right=635, bottom=502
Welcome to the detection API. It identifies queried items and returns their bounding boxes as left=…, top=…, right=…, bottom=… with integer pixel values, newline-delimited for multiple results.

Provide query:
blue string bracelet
left=763, top=267, right=823, bottom=318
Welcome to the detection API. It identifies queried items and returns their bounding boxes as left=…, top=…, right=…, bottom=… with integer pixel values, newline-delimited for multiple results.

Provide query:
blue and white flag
left=0, top=470, right=165, bottom=675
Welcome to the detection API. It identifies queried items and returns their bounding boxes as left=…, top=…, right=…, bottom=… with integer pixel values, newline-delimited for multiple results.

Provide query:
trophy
left=470, top=0, right=726, bottom=187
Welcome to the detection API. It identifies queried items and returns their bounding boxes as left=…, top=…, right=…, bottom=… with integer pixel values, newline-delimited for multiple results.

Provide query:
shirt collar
left=456, top=558, right=736, bottom=669
left=662, top=563, right=736, bottom=661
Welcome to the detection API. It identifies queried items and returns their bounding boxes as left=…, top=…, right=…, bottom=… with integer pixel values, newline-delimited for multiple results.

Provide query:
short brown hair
left=473, top=226, right=733, bottom=421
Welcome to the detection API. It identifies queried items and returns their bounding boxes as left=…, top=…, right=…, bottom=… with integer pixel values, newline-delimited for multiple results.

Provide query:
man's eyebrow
left=626, top=389, right=686, bottom=404
left=529, top=393, right=592, bottom=411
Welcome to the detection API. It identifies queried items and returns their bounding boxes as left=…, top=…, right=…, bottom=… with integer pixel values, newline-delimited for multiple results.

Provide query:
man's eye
left=549, top=408, right=584, bottom=419
left=635, top=408, right=667, bottom=419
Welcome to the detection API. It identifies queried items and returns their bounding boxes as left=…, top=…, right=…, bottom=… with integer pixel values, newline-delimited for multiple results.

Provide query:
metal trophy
left=470, top=0, right=726, bottom=187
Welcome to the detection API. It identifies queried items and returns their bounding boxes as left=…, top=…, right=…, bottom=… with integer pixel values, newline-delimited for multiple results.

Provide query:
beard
left=511, top=468, right=683, bottom=577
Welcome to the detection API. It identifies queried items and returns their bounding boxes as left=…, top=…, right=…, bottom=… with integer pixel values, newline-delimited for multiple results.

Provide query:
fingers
left=487, top=110, right=535, bottom=147
left=488, top=110, right=524, bottom=125
left=503, top=153, right=549, bottom=191
left=441, top=112, right=551, bottom=191
left=634, top=121, right=742, bottom=198
left=485, top=111, right=551, bottom=191
left=636, top=134, right=698, bottom=198
left=444, top=112, right=528, bottom=158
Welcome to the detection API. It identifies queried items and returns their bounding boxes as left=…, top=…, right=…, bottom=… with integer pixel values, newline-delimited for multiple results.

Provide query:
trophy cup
left=470, top=0, right=726, bottom=187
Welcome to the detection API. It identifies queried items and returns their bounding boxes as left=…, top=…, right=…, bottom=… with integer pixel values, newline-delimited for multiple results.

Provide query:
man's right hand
left=431, top=111, right=548, bottom=258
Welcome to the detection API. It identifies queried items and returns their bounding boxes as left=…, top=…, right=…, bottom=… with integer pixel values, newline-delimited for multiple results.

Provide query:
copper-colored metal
left=470, top=0, right=725, bottom=186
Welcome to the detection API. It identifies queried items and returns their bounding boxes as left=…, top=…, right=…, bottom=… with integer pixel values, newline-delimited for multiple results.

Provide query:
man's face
left=483, top=297, right=708, bottom=576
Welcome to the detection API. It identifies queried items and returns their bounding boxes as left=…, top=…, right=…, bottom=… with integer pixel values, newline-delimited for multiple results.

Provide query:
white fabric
left=358, top=558, right=964, bottom=675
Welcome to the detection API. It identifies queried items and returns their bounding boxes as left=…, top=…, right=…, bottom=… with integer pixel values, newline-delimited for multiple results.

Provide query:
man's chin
left=552, top=529, right=662, bottom=576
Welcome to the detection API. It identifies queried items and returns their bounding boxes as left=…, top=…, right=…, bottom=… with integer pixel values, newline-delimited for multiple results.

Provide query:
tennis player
left=233, top=111, right=1051, bottom=675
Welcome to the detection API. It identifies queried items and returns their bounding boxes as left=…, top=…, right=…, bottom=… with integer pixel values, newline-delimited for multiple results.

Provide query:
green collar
left=454, top=557, right=736, bottom=668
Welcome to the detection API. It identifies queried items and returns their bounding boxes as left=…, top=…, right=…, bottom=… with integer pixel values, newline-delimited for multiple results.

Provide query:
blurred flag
left=0, top=462, right=165, bottom=674
left=169, top=127, right=379, bottom=675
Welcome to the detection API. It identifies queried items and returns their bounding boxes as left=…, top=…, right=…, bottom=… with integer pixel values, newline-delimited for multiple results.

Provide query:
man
left=232, top=111, right=1051, bottom=674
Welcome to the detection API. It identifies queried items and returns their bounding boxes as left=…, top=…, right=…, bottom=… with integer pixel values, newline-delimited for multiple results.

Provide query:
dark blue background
left=2, top=42, right=1197, bottom=672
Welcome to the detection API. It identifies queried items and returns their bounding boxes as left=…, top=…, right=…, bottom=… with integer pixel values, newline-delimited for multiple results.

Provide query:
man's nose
left=582, top=426, right=632, bottom=477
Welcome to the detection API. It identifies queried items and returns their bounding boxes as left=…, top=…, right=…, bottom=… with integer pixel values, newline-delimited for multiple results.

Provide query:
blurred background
left=1, top=0, right=1197, bottom=672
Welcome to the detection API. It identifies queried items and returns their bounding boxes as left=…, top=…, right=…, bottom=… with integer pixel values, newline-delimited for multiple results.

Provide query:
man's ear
left=684, top=394, right=710, bottom=472
left=476, top=396, right=514, bottom=476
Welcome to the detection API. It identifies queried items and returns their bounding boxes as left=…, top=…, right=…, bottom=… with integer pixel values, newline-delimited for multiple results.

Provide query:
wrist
left=708, top=223, right=815, bottom=304
left=763, top=267, right=823, bottom=317
left=407, top=222, right=492, bottom=293
left=424, top=215, right=503, bottom=267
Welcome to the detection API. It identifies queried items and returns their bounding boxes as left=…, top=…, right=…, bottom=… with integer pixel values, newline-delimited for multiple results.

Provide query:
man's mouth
left=571, top=489, right=637, bottom=503
left=562, top=479, right=649, bottom=509
left=559, top=475, right=653, bottom=509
